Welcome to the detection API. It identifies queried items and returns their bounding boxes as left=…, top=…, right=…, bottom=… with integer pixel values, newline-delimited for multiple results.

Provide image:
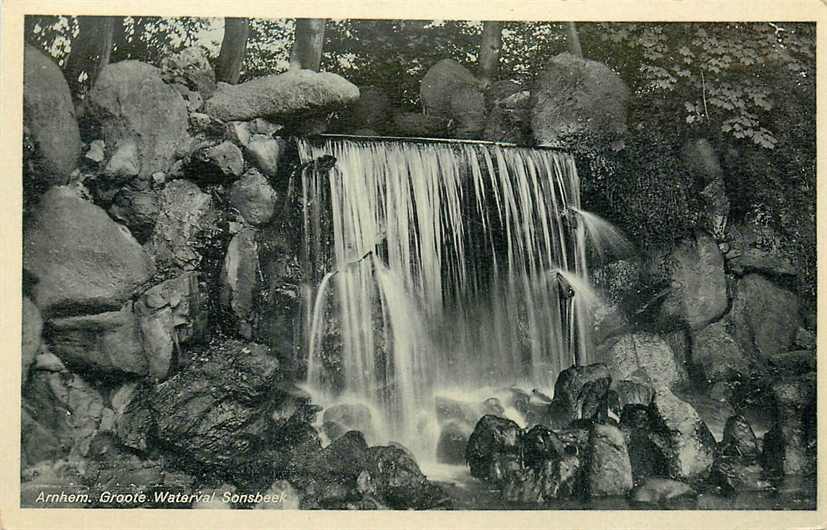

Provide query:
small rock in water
left=629, top=478, right=697, bottom=506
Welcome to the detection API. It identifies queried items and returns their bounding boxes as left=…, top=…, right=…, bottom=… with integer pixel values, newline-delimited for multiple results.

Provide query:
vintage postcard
left=1, top=0, right=823, bottom=528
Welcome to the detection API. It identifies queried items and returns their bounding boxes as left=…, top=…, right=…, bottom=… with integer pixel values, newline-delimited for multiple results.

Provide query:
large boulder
left=586, top=424, right=633, bottom=497
left=436, top=421, right=473, bottom=465
left=465, top=415, right=522, bottom=482
left=22, top=296, right=43, bottom=385
left=47, top=303, right=148, bottom=375
left=150, top=339, right=283, bottom=472
left=551, top=363, right=612, bottom=425
left=23, top=186, right=155, bottom=317
left=204, top=69, right=359, bottom=122
left=88, top=60, right=190, bottom=179
left=729, top=273, right=799, bottom=359
left=530, top=52, right=629, bottom=149
left=648, top=388, right=717, bottom=482
left=660, top=232, right=728, bottom=330
left=689, top=320, right=750, bottom=383
left=220, top=228, right=260, bottom=339
left=133, top=271, right=209, bottom=380
left=365, top=445, right=449, bottom=509
left=605, top=333, right=682, bottom=389
left=23, top=45, right=81, bottom=187
left=420, top=59, right=486, bottom=138
left=228, top=169, right=278, bottom=226
left=145, top=179, right=216, bottom=272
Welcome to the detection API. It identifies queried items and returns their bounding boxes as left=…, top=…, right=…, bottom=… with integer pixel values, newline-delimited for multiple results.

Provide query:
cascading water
left=297, top=137, right=597, bottom=459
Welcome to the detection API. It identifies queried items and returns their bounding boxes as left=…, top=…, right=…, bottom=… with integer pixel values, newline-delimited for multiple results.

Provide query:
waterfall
left=297, top=137, right=594, bottom=457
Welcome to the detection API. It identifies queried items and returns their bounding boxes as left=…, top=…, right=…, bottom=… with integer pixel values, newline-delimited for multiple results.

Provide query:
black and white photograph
left=8, top=2, right=821, bottom=526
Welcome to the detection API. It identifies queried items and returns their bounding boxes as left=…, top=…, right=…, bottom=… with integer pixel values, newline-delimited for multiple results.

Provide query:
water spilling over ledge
left=297, top=136, right=599, bottom=457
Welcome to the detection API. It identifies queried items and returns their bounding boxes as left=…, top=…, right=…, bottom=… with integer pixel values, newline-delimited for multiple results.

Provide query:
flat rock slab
left=204, top=69, right=359, bottom=122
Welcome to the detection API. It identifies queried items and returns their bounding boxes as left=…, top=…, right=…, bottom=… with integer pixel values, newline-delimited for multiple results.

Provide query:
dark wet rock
left=390, top=112, right=451, bottom=137
left=301, top=430, right=369, bottom=489
left=134, top=271, right=209, bottom=379
left=47, top=303, right=148, bottom=375
left=605, top=332, right=681, bottom=389
left=23, top=186, right=155, bottom=318
left=228, top=169, right=278, bottom=226
left=660, top=232, right=728, bottom=330
left=150, top=339, right=283, bottom=472
left=502, top=456, right=581, bottom=503
left=436, top=421, right=472, bottom=465
left=709, top=455, right=767, bottom=495
left=465, top=415, right=522, bottom=482
left=204, top=70, right=359, bottom=122
left=586, top=424, right=633, bottom=497
left=245, top=135, right=286, bottom=178
left=220, top=227, right=260, bottom=339
left=690, top=320, right=750, bottom=383
left=145, top=179, right=216, bottom=272
left=23, top=44, right=81, bottom=187
left=648, top=387, right=717, bottom=482
left=111, top=381, right=154, bottom=452
left=23, top=364, right=110, bottom=465
left=619, top=404, right=660, bottom=483
left=20, top=459, right=89, bottom=507
left=629, top=478, right=697, bottom=507
left=530, top=52, right=629, bottom=150
left=721, top=415, right=759, bottom=463
left=350, top=85, right=391, bottom=132
left=160, top=46, right=216, bottom=98
left=420, top=59, right=485, bottom=138
left=761, top=375, right=816, bottom=476
left=729, top=273, right=800, bottom=359
left=727, top=220, right=796, bottom=278
left=88, top=60, right=189, bottom=179
left=522, top=424, right=564, bottom=469
left=22, top=296, right=43, bottom=386
left=366, top=445, right=450, bottom=509
left=108, top=188, right=160, bottom=243
left=483, top=89, right=531, bottom=144
left=322, top=403, right=376, bottom=443
left=191, top=140, right=244, bottom=180
left=552, top=363, right=611, bottom=425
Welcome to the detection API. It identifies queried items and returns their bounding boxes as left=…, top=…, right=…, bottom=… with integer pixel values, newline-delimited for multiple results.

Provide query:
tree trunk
left=215, top=18, right=250, bottom=84
left=289, top=19, right=326, bottom=72
left=478, top=21, right=503, bottom=88
left=64, top=16, right=118, bottom=95
left=566, top=22, right=583, bottom=58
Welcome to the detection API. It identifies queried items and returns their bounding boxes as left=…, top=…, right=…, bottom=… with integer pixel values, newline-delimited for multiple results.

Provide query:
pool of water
left=421, top=463, right=817, bottom=511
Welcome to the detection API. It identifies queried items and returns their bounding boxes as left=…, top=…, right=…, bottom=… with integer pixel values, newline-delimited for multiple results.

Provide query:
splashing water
left=297, top=137, right=605, bottom=460
left=568, top=206, right=635, bottom=263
